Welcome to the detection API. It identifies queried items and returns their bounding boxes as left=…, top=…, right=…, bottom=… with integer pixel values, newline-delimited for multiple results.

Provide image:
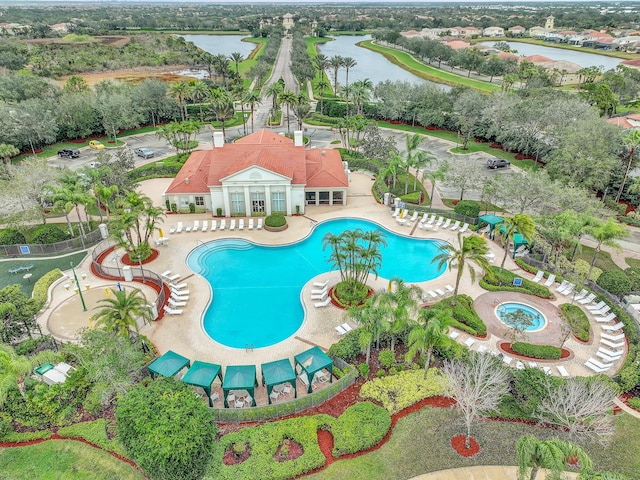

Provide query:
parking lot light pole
left=70, top=261, right=87, bottom=312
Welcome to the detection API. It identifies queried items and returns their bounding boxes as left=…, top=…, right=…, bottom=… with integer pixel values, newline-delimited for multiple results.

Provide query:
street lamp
left=70, top=261, right=87, bottom=312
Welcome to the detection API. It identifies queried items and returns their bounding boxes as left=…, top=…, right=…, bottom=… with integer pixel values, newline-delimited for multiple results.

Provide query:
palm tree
left=92, top=288, right=154, bottom=340
left=379, top=277, right=421, bottom=351
left=586, top=218, right=627, bottom=279
left=208, top=92, right=235, bottom=141
left=316, top=78, right=330, bottom=113
left=0, top=143, right=19, bottom=165
left=292, top=93, right=311, bottom=131
left=278, top=89, right=298, bottom=134
left=615, top=129, right=640, bottom=202
left=431, top=233, right=490, bottom=306
left=406, top=307, right=453, bottom=379
left=404, top=133, right=435, bottom=193
left=263, top=82, right=283, bottom=115
left=350, top=80, right=371, bottom=115
left=426, top=166, right=447, bottom=209
left=168, top=81, right=189, bottom=121
left=188, top=80, right=210, bottom=122
left=516, top=436, right=592, bottom=480
left=229, top=52, right=244, bottom=77
left=111, top=192, right=165, bottom=261
left=329, top=55, right=343, bottom=95
left=342, top=56, right=357, bottom=115
left=0, top=344, right=59, bottom=406
left=213, top=54, right=230, bottom=90
left=233, top=84, right=249, bottom=136
left=313, top=53, right=329, bottom=81
left=347, top=297, right=389, bottom=365
left=244, top=90, right=261, bottom=133
left=497, top=213, right=536, bottom=270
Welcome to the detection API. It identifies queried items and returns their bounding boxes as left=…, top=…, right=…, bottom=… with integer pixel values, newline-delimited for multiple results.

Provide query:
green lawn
left=0, top=440, right=145, bottom=480
left=626, top=257, right=640, bottom=269
left=305, top=408, right=640, bottom=480
left=0, top=251, right=88, bottom=296
left=359, top=40, right=500, bottom=93
left=574, top=245, right=623, bottom=273
left=441, top=198, right=506, bottom=213
left=238, top=37, right=268, bottom=77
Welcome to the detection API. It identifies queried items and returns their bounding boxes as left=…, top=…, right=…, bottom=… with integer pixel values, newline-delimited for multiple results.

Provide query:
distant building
left=545, top=15, right=555, bottom=29
left=508, top=25, right=526, bottom=37
left=607, top=114, right=640, bottom=129
left=282, top=13, right=294, bottom=33
left=483, top=26, right=505, bottom=37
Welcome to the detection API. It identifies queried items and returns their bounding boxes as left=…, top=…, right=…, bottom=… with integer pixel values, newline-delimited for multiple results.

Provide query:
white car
left=134, top=147, right=155, bottom=159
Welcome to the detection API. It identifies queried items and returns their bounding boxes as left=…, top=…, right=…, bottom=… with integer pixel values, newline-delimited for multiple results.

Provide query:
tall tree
left=0, top=344, right=59, bottom=406
left=263, top=81, right=283, bottom=115
left=329, top=55, right=343, bottom=95
left=244, top=90, right=261, bottom=134
left=92, top=288, right=154, bottom=340
left=615, top=129, right=640, bottom=202
left=346, top=296, right=389, bottom=365
left=586, top=218, right=627, bottom=278
left=432, top=233, right=490, bottom=306
left=379, top=277, right=421, bottom=352
left=406, top=307, right=453, bottom=379
left=168, top=81, right=189, bottom=121
left=278, top=89, right=298, bottom=134
left=342, top=56, right=357, bottom=116
left=229, top=52, right=244, bottom=77
left=497, top=214, right=536, bottom=269
left=0, top=143, right=18, bottom=165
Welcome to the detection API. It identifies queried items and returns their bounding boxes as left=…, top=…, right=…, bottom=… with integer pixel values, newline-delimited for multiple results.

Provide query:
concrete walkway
left=409, top=466, right=579, bottom=480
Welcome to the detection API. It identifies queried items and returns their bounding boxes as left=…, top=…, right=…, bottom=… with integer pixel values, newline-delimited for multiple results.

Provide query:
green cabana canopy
left=222, top=365, right=258, bottom=408
left=261, top=358, right=297, bottom=404
left=148, top=350, right=190, bottom=379
left=182, top=361, right=223, bottom=407
left=294, top=346, right=333, bottom=394
left=479, top=214, right=504, bottom=239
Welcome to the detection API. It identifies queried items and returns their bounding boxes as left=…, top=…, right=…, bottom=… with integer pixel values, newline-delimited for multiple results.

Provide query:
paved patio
left=37, top=170, right=625, bottom=388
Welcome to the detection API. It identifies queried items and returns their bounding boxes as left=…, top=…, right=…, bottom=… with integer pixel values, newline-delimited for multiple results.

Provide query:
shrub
left=15, top=337, right=46, bottom=356
left=32, top=269, right=64, bottom=309
left=376, top=369, right=386, bottom=378
left=378, top=349, right=396, bottom=369
left=30, top=224, right=69, bottom=244
left=0, top=228, right=26, bottom=245
left=358, top=363, right=370, bottom=378
left=511, top=342, right=562, bottom=359
left=572, top=258, right=602, bottom=282
left=624, top=267, right=640, bottom=291
left=265, top=213, right=286, bottom=228
left=0, top=428, right=52, bottom=442
left=454, top=200, right=480, bottom=218
left=116, top=378, right=216, bottom=480
left=171, top=203, right=177, bottom=213
left=433, top=294, right=486, bottom=336
left=481, top=267, right=553, bottom=299
left=628, top=397, right=640, bottom=411
left=560, top=304, right=590, bottom=342
left=511, top=368, right=562, bottom=418
left=399, top=192, right=421, bottom=204
left=327, top=329, right=361, bottom=363
left=331, top=402, right=391, bottom=457
left=596, top=270, right=632, bottom=297
left=360, top=368, right=446, bottom=414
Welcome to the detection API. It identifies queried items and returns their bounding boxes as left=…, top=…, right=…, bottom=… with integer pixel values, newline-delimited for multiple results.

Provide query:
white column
left=285, top=185, right=292, bottom=215
left=264, top=185, right=271, bottom=215
left=222, top=186, right=230, bottom=217
left=244, top=186, right=251, bottom=216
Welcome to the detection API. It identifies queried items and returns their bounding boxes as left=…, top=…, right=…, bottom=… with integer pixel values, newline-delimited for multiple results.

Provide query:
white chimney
left=294, top=130, right=303, bottom=147
left=213, top=132, right=224, bottom=148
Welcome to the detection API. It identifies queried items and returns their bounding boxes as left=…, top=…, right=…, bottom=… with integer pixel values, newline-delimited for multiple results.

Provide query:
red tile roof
left=523, top=54, right=553, bottom=63
left=621, top=58, right=640, bottom=67
left=165, top=129, right=347, bottom=195
left=607, top=117, right=633, bottom=129
left=446, top=40, right=471, bottom=50
left=496, top=51, right=519, bottom=60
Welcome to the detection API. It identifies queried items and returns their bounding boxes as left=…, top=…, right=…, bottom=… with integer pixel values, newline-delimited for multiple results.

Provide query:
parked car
left=134, top=147, right=155, bottom=159
left=486, top=158, right=510, bottom=169
left=89, top=140, right=105, bottom=150
left=57, top=148, right=80, bottom=158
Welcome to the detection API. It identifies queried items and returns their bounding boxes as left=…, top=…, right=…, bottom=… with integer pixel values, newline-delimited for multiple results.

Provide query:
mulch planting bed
left=500, top=341, right=571, bottom=360
left=121, top=249, right=159, bottom=265
left=451, top=434, right=481, bottom=458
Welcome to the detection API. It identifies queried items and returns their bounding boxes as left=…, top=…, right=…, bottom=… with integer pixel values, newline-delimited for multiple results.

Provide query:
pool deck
left=39, top=171, right=625, bottom=384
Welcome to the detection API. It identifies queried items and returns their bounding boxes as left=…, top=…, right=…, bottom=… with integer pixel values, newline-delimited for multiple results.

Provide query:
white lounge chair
left=54, top=362, right=75, bottom=376
left=543, top=274, right=555, bottom=287
left=586, top=358, right=613, bottom=370
left=578, top=293, right=596, bottom=305
left=464, top=337, right=475, bottom=347
left=427, top=290, right=438, bottom=299
left=408, top=211, right=419, bottom=222
left=169, top=298, right=187, bottom=308
left=239, top=219, right=245, bottom=230
left=169, top=225, right=177, bottom=234
left=391, top=208, right=400, bottom=218
left=502, top=355, right=513, bottom=366
left=311, top=292, right=327, bottom=301
left=426, top=214, right=436, bottom=225
left=257, top=218, right=263, bottom=229
left=435, top=288, right=445, bottom=296
left=477, top=345, right=488, bottom=353
left=176, top=222, right=183, bottom=233
left=418, top=213, right=429, bottom=224
left=314, top=297, right=331, bottom=308
left=596, top=351, right=620, bottom=363
left=542, top=366, right=552, bottom=375
left=160, top=270, right=172, bottom=278
left=313, top=279, right=329, bottom=288
left=557, top=365, right=570, bottom=377
left=572, top=289, right=588, bottom=302
left=165, top=273, right=181, bottom=282
left=587, top=301, right=607, bottom=311
left=598, top=346, right=624, bottom=358
left=311, top=286, right=327, bottom=295
left=211, top=219, right=217, bottom=231
left=450, top=220, right=461, bottom=231
left=229, top=219, right=236, bottom=230
left=601, top=332, right=625, bottom=341
left=341, top=323, right=353, bottom=332
left=335, top=325, right=347, bottom=335
left=170, top=286, right=189, bottom=295
left=449, top=330, right=460, bottom=339
left=458, top=222, right=469, bottom=234
left=248, top=218, right=254, bottom=230
left=595, top=312, right=616, bottom=323
left=202, top=220, right=208, bottom=231
left=516, top=361, right=525, bottom=370
left=445, top=284, right=454, bottom=294
left=584, top=361, right=609, bottom=374
left=193, top=220, right=200, bottom=231
left=434, top=216, right=444, bottom=228
left=163, top=305, right=183, bottom=315
left=528, top=361, right=538, bottom=369
left=555, top=280, right=569, bottom=292
left=600, top=339, right=625, bottom=349
left=171, top=294, right=189, bottom=302
left=441, top=218, right=452, bottom=229
left=532, top=270, right=544, bottom=283
left=170, top=281, right=187, bottom=290
left=559, top=283, right=575, bottom=296
left=269, top=390, right=280, bottom=402
left=219, top=219, right=226, bottom=230
left=593, top=306, right=611, bottom=316
left=514, top=245, right=529, bottom=258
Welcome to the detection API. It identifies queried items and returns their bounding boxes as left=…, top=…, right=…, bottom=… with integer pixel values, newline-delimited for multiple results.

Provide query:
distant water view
left=182, top=34, right=256, bottom=58
left=479, top=41, right=622, bottom=70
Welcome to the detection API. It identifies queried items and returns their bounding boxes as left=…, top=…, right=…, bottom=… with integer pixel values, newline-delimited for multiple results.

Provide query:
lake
left=479, top=41, right=622, bottom=70
left=181, top=34, right=257, bottom=58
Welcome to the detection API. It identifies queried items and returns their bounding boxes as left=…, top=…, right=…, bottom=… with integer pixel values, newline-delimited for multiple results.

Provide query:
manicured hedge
left=0, top=228, right=26, bottom=245
left=481, top=267, right=553, bottom=299
left=265, top=213, right=286, bottom=228
left=209, top=415, right=331, bottom=480
left=511, top=342, right=562, bottom=360
left=400, top=192, right=421, bottom=204
left=433, top=294, right=486, bottom=336
left=32, top=268, right=64, bottom=309
left=454, top=200, right=480, bottom=218
left=560, top=303, right=590, bottom=342
left=327, top=329, right=361, bottom=363
left=331, top=402, right=391, bottom=457
left=597, top=270, right=632, bottom=297
left=57, top=419, right=125, bottom=455
left=359, top=368, right=446, bottom=414
left=30, top=224, right=69, bottom=244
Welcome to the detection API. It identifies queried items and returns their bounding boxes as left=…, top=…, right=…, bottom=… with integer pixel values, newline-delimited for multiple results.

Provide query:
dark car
left=57, top=148, right=80, bottom=158
left=486, top=158, right=510, bottom=169
left=134, top=147, right=155, bottom=159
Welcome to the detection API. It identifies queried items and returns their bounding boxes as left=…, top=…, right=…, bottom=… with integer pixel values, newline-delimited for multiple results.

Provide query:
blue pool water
left=496, top=302, right=546, bottom=332
left=187, top=218, right=447, bottom=348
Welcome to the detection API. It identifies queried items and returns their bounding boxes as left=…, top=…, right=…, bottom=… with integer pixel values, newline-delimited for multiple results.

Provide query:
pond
left=479, top=40, right=622, bottom=70
left=182, top=34, right=257, bottom=58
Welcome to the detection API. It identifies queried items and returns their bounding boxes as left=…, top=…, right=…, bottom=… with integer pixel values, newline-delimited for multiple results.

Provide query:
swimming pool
left=187, top=218, right=447, bottom=348
left=496, top=302, right=546, bottom=332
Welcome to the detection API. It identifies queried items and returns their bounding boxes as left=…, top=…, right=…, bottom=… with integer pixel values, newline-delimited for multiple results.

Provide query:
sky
left=6, top=0, right=618, bottom=3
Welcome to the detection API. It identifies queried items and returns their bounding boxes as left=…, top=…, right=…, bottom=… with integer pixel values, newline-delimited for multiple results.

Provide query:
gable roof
left=305, top=149, right=348, bottom=188
left=523, top=54, right=554, bottom=63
